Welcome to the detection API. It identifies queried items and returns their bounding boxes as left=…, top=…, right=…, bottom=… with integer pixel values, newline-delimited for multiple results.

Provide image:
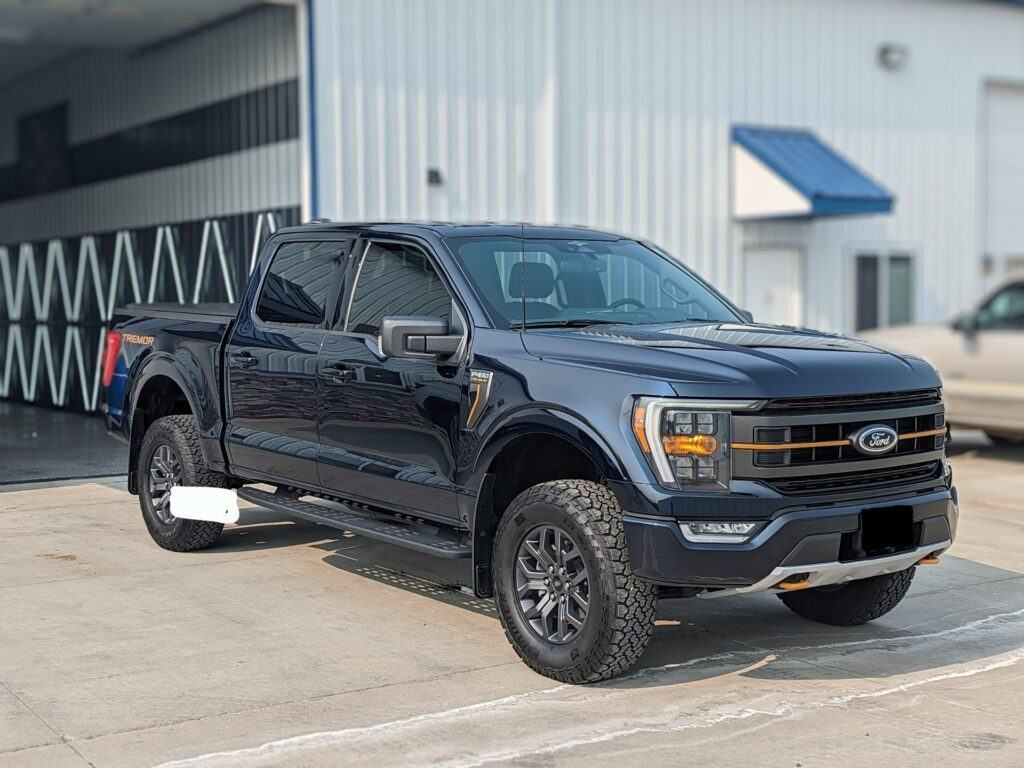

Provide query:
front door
left=224, top=238, right=348, bottom=486
left=945, top=281, right=1024, bottom=434
left=743, top=246, right=803, bottom=326
left=317, top=240, right=465, bottom=520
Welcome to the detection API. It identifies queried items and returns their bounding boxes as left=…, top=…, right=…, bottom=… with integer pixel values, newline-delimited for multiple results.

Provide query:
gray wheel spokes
left=148, top=444, right=182, bottom=524
left=515, top=524, right=590, bottom=644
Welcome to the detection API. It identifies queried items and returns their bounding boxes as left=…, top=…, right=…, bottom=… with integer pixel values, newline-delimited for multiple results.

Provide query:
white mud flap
left=169, top=487, right=240, bottom=524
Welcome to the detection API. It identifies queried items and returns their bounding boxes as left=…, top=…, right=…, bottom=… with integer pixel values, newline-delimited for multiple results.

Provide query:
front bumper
left=623, top=487, right=957, bottom=591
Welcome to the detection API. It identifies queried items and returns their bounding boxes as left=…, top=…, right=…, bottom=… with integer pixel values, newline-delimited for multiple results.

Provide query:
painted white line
left=150, top=607, right=1024, bottom=768
left=151, top=685, right=569, bottom=768
left=442, top=649, right=1024, bottom=768
left=619, top=605, right=1024, bottom=682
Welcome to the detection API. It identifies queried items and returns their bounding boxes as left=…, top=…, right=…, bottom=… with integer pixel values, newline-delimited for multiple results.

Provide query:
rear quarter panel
left=106, top=313, right=232, bottom=472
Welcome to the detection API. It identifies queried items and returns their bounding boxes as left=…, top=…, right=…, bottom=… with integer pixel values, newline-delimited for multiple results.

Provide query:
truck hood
left=519, top=322, right=941, bottom=399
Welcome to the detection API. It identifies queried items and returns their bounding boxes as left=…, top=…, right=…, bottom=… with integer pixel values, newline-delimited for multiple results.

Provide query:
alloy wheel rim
left=148, top=444, right=182, bottom=524
left=515, top=524, right=590, bottom=644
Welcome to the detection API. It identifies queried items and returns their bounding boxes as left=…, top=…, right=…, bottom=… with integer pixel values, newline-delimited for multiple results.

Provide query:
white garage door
left=985, top=84, right=1024, bottom=282
left=743, top=247, right=803, bottom=327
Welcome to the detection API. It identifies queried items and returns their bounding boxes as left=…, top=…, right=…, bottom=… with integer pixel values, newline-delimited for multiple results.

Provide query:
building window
left=855, top=252, right=914, bottom=331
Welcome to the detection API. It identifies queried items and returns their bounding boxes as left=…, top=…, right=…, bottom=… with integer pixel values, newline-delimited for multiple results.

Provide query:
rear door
left=224, top=236, right=351, bottom=485
left=316, top=238, right=465, bottom=520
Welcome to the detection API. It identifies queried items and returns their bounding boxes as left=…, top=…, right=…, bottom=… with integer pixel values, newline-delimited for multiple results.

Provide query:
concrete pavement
left=0, top=434, right=1021, bottom=767
left=0, top=403, right=128, bottom=484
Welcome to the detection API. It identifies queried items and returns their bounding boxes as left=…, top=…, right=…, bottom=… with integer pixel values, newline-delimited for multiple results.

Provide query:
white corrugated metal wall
left=310, top=0, right=1024, bottom=333
left=0, top=3, right=300, bottom=243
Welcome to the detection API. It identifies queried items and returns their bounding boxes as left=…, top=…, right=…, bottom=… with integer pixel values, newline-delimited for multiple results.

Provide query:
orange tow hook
left=777, top=577, right=811, bottom=591
left=917, top=554, right=941, bottom=565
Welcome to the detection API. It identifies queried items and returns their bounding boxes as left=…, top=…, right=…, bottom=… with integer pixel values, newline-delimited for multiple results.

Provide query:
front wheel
left=778, top=567, right=915, bottom=626
left=492, top=480, right=657, bottom=683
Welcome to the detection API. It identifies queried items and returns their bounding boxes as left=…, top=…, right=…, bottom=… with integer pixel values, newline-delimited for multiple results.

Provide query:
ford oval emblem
left=852, top=424, right=899, bottom=455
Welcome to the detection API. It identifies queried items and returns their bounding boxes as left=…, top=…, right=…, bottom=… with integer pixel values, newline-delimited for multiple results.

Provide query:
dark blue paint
left=104, top=223, right=953, bottom=589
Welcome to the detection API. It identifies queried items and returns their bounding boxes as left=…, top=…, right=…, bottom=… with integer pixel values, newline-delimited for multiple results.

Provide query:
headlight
left=631, top=397, right=759, bottom=492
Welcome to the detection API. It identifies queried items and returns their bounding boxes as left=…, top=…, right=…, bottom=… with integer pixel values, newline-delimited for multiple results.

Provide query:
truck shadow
left=216, top=506, right=1024, bottom=690
left=314, top=538, right=1024, bottom=689
left=214, top=507, right=348, bottom=552
left=629, top=556, right=1024, bottom=688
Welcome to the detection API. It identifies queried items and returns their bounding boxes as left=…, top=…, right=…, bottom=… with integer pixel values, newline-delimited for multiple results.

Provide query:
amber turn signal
left=632, top=403, right=651, bottom=453
left=662, top=433, right=718, bottom=456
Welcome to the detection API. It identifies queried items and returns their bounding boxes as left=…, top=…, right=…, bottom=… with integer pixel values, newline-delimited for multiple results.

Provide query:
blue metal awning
left=731, top=125, right=894, bottom=220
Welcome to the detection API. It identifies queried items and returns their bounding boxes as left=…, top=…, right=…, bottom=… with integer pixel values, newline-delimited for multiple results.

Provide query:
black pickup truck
left=103, top=222, right=957, bottom=683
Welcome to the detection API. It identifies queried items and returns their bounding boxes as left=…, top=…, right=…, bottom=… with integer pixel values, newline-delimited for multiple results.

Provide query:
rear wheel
left=492, top=480, right=656, bottom=683
left=138, top=415, right=228, bottom=551
left=778, top=567, right=915, bottom=626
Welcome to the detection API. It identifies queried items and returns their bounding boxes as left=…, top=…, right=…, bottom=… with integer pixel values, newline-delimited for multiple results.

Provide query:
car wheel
left=492, top=480, right=656, bottom=683
left=138, top=414, right=229, bottom=552
left=778, top=567, right=915, bottom=626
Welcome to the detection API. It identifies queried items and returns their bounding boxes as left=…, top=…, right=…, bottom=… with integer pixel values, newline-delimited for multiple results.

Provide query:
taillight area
left=101, top=330, right=122, bottom=388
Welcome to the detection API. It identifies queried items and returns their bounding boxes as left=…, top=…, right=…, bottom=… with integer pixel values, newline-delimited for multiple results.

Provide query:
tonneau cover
left=117, top=302, right=239, bottom=322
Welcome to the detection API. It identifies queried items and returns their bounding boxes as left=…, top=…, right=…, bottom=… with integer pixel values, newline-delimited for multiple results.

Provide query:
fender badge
left=467, top=370, right=493, bottom=429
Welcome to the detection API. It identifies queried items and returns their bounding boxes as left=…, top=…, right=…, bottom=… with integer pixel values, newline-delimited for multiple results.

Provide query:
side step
left=237, top=486, right=471, bottom=559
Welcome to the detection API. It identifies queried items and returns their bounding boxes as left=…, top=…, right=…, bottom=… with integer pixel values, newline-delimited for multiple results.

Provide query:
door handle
left=321, top=362, right=356, bottom=383
left=230, top=351, right=258, bottom=368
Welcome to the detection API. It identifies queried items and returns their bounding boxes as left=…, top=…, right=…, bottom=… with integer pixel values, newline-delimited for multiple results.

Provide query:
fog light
left=680, top=521, right=760, bottom=543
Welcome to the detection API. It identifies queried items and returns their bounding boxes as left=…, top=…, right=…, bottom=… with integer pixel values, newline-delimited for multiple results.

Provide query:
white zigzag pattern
left=0, top=212, right=280, bottom=410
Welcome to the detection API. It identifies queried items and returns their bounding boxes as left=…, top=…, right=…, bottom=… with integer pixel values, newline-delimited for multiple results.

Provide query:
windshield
left=446, top=236, right=741, bottom=329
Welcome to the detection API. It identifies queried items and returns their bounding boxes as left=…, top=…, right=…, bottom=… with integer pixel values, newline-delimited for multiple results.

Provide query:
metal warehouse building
left=2, top=0, right=1024, bottom=411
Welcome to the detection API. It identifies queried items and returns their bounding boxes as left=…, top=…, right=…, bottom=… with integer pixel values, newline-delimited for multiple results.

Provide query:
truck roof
left=274, top=221, right=631, bottom=241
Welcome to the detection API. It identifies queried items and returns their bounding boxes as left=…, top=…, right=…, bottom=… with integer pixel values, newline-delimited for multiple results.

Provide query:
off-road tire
left=139, top=414, right=228, bottom=552
left=492, top=480, right=657, bottom=683
left=778, top=567, right=915, bottom=626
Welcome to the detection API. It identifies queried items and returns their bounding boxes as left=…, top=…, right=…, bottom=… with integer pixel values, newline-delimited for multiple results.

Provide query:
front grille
left=753, top=412, right=945, bottom=468
left=761, top=388, right=941, bottom=414
left=766, top=461, right=942, bottom=496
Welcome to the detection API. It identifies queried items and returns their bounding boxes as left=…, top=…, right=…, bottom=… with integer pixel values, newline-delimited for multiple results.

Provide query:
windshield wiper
left=508, top=319, right=626, bottom=330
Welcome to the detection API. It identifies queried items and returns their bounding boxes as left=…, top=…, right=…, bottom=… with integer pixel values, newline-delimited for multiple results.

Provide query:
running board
left=237, top=487, right=472, bottom=559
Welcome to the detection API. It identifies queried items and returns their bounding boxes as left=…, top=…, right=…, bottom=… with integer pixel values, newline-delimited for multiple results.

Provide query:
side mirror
left=738, top=309, right=754, bottom=324
left=379, top=316, right=462, bottom=360
left=951, top=312, right=978, bottom=333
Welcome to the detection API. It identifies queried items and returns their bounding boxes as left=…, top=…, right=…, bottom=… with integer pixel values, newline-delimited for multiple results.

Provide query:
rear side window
left=256, top=241, right=341, bottom=326
left=346, top=242, right=452, bottom=335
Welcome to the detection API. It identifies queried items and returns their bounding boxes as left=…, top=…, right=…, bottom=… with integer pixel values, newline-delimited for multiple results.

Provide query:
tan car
left=859, top=280, right=1024, bottom=443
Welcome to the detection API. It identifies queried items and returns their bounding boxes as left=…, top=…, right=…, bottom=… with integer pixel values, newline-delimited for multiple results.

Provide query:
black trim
left=759, top=388, right=941, bottom=414
left=0, top=80, right=299, bottom=204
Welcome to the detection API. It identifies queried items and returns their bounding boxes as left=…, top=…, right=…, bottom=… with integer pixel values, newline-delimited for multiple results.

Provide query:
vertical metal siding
left=312, top=0, right=1024, bottom=332
left=0, top=4, right=300, bottom=244
left=313, top=0, right=553, bottom=223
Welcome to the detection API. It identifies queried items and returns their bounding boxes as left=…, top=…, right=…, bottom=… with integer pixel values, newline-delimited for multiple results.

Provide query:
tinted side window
left=978, top=283, right=1024, bottom=330
left=347, top=243, right=452, bottom=335
left=256, top=241, right=341, bottom=326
